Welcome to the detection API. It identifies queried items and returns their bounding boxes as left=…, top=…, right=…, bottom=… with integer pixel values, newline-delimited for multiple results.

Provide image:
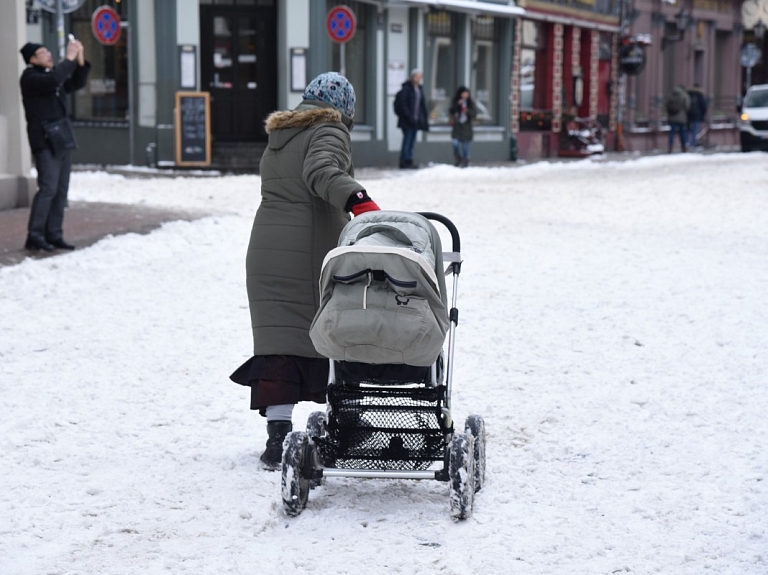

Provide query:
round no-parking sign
left=326, top=5, right=356, bottom=44
left=91, top=5, right=121, bottom=46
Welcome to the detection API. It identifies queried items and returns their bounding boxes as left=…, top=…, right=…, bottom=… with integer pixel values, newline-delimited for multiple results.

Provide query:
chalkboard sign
left=175, top=91, right=211, bottom=166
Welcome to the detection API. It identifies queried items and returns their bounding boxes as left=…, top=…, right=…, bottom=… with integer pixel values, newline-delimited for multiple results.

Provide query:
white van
left=738, top=84, right=768, bottom=152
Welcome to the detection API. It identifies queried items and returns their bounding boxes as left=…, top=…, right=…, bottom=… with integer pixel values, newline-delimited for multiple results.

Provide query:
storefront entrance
left=200, top=4, right=277, bottom=142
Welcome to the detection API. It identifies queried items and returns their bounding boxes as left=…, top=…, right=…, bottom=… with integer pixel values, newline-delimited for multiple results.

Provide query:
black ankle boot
left=260, top=421, right=292, bottom=470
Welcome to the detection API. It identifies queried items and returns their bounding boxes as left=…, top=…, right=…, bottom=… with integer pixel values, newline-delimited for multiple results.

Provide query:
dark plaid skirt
left=230, top=355, right=329, bottom=416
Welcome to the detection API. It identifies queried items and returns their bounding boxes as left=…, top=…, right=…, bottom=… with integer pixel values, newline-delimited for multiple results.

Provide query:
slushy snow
left=1, top=153, right=766, bottom=574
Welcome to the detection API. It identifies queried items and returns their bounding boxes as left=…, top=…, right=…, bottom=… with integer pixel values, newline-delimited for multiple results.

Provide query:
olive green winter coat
left=246, top=100, right=363, bottom=358
left=665, top=85, right=690, bottom=124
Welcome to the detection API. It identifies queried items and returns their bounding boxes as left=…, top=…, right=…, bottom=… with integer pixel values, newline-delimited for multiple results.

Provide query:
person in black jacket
left=20, top=40, right=91, bottom=252
left=687, top=84, right=708, bottom=149
left=449, top=86, right=477, bottom=167
left=393, top=69, right=429, bottom=169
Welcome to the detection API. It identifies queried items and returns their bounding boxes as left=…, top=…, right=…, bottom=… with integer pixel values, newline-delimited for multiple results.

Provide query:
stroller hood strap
left=321, top=245, right=440, bottom=293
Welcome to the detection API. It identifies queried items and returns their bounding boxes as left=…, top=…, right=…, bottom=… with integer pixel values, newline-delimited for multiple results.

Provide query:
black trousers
left=28, top=147, right=72, bottom=243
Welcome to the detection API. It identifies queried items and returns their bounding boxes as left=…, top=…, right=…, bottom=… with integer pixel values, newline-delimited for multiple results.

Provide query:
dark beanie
left=20, top=42, right=45, bottom=64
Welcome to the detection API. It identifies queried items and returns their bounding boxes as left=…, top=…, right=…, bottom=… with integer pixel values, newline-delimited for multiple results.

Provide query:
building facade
left=17, top=0, right=526, bottom=171
left=511, top=0, right=622, bottom=157
left=0, top=0, right=753, bottom=199
left=620, top=0, right=746, bottom=151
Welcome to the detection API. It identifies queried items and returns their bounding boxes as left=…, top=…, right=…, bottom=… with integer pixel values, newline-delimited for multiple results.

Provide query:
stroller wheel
left=281, top=431, right=311, bottom=517
left=306, top=411, right=327, bottom=488
left=465, top=414, right=486, bottom=492
left=307, top=411, right=327, bottom=441
left=448, top=431, right=476, bottom=521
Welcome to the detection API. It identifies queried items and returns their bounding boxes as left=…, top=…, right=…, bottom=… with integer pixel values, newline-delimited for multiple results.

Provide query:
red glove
left=351, top=200, right=381, bottom=217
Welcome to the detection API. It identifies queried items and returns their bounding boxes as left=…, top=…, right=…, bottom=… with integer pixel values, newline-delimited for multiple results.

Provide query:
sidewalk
left=1, top=146, right=738, bottom=267
left=0, top=201, right=204, bottom=267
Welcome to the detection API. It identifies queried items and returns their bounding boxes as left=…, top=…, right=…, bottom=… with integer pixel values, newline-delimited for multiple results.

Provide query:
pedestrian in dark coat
left=665, top=84, right=691, bottom=153
left=449, top=86, right=477, bottom=167
left=20, top=40, right=90, bottom=251
left=393, top=69, right=429, bottom=169
left=687, top=84, right=708, bottom=149
left=230, top=72, right=381, bottom=469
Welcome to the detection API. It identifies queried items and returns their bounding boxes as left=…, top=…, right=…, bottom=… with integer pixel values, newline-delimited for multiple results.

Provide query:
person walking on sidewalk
left=665, top=84, right=690, bottom=153
left=449, top=86, right=477, bottom=167
left=20, top=39, right=90, bottom=252
left=687, top=83, right=708, bottom=149
left=394, top=69, right=429, bottom=169
left=229, top=72, right=381, bottom=470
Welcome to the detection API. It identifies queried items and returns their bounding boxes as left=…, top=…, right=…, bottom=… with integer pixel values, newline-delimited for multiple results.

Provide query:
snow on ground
left=1, top=153, right=767, bottom=574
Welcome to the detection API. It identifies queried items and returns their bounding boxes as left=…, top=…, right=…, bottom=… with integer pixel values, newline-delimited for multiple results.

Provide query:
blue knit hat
left=303, top=72, right=356, bottom=118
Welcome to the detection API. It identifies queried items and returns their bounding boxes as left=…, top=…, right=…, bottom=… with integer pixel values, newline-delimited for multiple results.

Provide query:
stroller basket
left=316, top=383, right=449, bottom=471
left=334, top=358, right=441, bottom=386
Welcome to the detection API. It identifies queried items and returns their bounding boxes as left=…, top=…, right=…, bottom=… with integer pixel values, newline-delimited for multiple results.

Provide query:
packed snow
left=1, top=153, right=766, bottom=574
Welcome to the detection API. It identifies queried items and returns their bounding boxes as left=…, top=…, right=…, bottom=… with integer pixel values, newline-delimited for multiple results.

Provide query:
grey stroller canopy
left=310, top=210, right=450, bottom=366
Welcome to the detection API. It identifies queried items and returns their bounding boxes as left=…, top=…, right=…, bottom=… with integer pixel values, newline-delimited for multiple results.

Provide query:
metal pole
left=340, top=43, right=346, bottom=77
left=122, top=20, right=135, bottom=166
left=746, top=65, right=752, bottom=91
left=616, top=0, right=629, bottom=151
left=57, top=0, right=65, bottom=60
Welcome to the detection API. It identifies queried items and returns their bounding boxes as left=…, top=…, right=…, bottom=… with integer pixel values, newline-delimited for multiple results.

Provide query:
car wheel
left=740, top=132, right=752, bottom=153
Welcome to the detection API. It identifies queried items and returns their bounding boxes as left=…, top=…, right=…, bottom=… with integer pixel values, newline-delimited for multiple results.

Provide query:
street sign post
left=91, top=5, right=122, bottom=46
left=326, top=6, right=356, bottom=76
left=741, top=43, right=761, bottom=90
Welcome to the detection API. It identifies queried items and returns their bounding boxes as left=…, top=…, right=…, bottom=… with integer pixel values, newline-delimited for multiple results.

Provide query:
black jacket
left=687, top=88, right=708, bottom=123
left=449, top=98, right=477, bottom=142
left=394, top=80, right=429, bottom=131
left=20, top=59, right=91, bottom=152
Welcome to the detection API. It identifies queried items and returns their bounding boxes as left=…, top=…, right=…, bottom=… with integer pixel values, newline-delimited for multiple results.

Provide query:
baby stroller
left=280, top=210, right=486, bottom=520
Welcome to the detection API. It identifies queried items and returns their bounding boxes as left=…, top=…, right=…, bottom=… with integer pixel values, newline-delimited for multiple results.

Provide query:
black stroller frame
left=280, top=213, right=486, bottom=520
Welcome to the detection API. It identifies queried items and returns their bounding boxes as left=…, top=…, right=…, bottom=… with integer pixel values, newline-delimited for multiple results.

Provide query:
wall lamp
left=662, top=8, right=692, bottom=49
left=754, top=19, right=766, bottom=40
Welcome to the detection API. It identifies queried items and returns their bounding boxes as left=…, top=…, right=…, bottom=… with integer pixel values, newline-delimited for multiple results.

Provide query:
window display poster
left=180, top=45, right=197, bottom=89
left=387, top=60, right=407, bottom=95
left=291, top=48, right=307, bottom=92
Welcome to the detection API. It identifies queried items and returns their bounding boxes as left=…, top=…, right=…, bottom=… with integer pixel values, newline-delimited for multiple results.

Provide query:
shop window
left=519, top=20, right=550, bottom=130
left=70, top=0, right=129, bottom=122
left=330, top=1, right=368, bottom=124
left=471, top=16, right=497, bottom=125
left=427, top=10, right=457, bottom=125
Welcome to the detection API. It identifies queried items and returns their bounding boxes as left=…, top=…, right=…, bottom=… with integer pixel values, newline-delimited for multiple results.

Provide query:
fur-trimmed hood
left=264, top=101, right=353, bottom=151
left=265, top=106, right=343, bottom=133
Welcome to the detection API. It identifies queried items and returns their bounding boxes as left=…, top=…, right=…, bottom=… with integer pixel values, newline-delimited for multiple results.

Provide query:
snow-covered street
left=1, top=153, right=766, bottom=574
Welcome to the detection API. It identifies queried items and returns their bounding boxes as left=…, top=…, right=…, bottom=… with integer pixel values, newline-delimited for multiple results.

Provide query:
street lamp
left=662, top=9, right=692, bottom=49
left=674, top=9, right=692, bottom=34
left=754, top=19, right=766, bottom=40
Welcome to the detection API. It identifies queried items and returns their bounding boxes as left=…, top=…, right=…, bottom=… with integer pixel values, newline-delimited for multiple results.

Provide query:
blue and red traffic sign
left=326, top=5, right=357, bottom=44
left=91, top=5, right=121, bottom=46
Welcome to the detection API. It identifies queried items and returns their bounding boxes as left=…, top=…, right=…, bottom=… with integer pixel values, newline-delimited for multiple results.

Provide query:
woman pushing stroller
left=230, top=72, right=381, bottom=470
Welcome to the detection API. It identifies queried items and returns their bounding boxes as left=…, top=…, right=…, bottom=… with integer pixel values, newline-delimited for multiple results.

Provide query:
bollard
left=145, top=143, right=157, bottom=168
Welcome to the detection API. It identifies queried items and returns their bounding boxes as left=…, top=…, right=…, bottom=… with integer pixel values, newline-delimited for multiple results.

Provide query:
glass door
left=201, top=6, right=277, bottom=141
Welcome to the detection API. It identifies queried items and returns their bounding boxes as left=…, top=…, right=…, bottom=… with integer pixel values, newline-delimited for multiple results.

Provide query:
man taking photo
left=20, top=38, right=90, bottom=252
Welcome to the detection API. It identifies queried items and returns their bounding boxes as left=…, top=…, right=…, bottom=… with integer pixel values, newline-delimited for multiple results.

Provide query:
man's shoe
left=48, top=239, right=76, bottom=250
left=24, top=237, right=55, bottom=252
left=259, top=421, right=293, bottom=471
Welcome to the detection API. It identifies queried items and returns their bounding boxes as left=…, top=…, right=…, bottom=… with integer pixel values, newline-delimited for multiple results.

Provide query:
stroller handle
left=417, top=212, right=460, bottom=253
